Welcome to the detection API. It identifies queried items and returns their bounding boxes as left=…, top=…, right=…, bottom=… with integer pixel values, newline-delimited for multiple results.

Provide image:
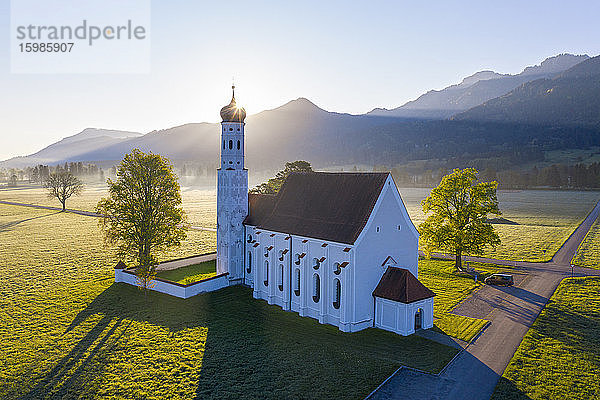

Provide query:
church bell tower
left=216, top=85, right=248, bottom=283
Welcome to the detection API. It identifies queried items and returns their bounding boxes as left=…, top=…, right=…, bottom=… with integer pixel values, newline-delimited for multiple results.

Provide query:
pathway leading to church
left=368, top=200, right=600, bottom=400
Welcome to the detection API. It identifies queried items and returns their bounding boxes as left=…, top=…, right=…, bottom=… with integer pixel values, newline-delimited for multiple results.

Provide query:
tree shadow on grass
left=27, top=283, right=458, bottom=400
left=18, top=316, right=131, bottom=399
left=62, top=283, right=291, bottom=399
left=0, top=211, right=61, bottom=233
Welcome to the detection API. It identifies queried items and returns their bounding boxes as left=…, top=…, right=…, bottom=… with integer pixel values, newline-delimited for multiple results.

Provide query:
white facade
left=241, top=174, right=428, bottom=334
left=216, top=114, right=248, bottom=283
left=374, top=297, right=434, bottom=336
left=214, top=88, right=433, bottom=336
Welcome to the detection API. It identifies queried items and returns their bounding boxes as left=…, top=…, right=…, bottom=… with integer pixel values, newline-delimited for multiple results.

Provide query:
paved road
left=370, top=200, right=600, bottom=400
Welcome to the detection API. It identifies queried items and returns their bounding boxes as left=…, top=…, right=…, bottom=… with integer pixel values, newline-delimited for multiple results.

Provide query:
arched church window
left=312, top=258, right=320, bottom=270
left=264, top=261, right=269, bottom=286
left=223, top=140, right=226, bottom=149
left=312, top=274, right=320, bottom=303
left=294, top=253, right=302, bottom=265
left=247, top=234, right=253, bottom=243
left=278, top=264, right=284, bottom=291
left=333, top=262, right=341, bottom=275
left=294, top=268, right=301, bottom=296
left=333, top=279, right=341, bottom=309
left=237, top=140, right=240, bottom=150
left=229, top=140, right=233, bottom=149
left=247, top=252, right=252, bottom=273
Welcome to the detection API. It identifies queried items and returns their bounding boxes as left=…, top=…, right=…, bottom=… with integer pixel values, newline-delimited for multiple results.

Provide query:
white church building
left=215, top=87, right=435, bottom=336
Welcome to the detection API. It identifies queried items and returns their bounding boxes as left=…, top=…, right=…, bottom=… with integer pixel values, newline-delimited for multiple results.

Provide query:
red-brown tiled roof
left=373, top=267, right=435, bottom=303
left=246, top=172, right=388, bottom=244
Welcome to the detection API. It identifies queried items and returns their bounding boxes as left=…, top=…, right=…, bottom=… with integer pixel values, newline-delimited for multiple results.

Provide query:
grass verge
left=573, top=219, right=600, bottom=270
left=418, top=258, right=509, bottom=342
left=492, top=277, right=600, bottom=400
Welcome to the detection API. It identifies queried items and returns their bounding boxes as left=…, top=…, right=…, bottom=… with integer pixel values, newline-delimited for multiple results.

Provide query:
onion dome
left=220, top=85, right=246, bottom=123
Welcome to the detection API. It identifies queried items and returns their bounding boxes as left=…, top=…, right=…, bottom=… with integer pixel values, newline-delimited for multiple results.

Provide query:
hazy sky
left=1, top=0, right=599, bottom=160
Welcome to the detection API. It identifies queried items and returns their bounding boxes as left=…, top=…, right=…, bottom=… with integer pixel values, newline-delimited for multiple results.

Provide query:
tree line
left=378, top=162, right=600, bottom=190
left=1, top=162, right=105, bottom=186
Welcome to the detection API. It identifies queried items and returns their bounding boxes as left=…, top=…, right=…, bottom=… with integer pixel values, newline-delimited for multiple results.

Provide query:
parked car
left=484, top=273, right=514, bottom=286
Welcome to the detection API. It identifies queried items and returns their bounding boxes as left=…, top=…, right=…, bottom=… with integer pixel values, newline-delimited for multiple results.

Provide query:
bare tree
left=44, top=171, right=84, bottom=211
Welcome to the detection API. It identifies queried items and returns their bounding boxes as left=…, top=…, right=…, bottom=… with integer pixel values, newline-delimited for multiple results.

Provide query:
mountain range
left=2, top=53, right=598, bottom=171
left=453, top=55, right=600, bottom=127
left=368, top=54, right=588, bottom=119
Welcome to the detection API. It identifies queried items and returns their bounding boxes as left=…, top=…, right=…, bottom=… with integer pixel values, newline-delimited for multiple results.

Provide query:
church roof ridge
left=247, top=171, right=389, bottom=244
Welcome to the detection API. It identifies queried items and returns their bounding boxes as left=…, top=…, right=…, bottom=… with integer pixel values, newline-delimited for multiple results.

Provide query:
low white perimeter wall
left=155, top=252, right=217, bottom=272
left=115, top=269, right=229, bottom=299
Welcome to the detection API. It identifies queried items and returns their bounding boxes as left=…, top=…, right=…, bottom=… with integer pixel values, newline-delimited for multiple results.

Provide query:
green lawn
left=157, top=260, right=217, bottom=284
left=0, top=204, right=457, bottom=399
left=418, top=258, right=513, bottom=342
left=492, top=277, right=600, bottom=400
left=573, top=219, right=600, bottom=270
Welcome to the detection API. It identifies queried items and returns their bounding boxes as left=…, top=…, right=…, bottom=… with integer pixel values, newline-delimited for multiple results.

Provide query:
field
left=1, top=184, right=598, bottom=397
left=0, top=185, right=217, bottom=228
left=572, top=219, right=600, bottom=270
left=401, top=188, right=599, bottom=261
left=2, top=185, right=598, bottom=262
left=492, top=277, right=600, bottom=400
left=157, top=260, right=217, bottom=284
left=0, top=203, right=457, bottom=399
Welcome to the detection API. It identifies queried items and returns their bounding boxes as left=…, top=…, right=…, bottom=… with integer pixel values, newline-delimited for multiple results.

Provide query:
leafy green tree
left=250, top=160, right=313, bottom=194
left=419, top=168, right=501, bottom=271
left=44, top=171, right=84, bottom=210
left=96, top=149, right=187, bottom=295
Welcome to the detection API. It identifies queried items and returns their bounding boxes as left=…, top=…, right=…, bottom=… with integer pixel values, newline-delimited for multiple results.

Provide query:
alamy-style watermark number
left=11, top=0, right=151, bottom=73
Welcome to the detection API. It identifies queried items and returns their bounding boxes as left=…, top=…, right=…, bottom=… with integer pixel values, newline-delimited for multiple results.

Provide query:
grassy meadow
left=492, top=277, right=600, bottom=400
left=0, top=184, right=217, bottom=228
left=0, top=203, right=458, bottom=399
left=2, top=185, right=598, bottom=262
left=1, top=183, right=598, bottom=397
left=573, top=219, right=600, bottom=270
left=401, top=188, right=599, bottom=261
